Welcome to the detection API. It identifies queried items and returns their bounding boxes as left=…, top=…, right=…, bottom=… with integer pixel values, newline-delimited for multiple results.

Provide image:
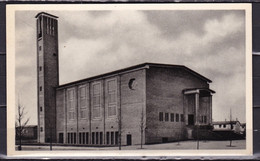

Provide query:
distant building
left=212, top=121, right=244, bottom=134
left=36, top=12, right=215, bottom=145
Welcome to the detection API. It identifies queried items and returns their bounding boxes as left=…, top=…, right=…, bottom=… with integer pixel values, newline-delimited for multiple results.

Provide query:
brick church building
left=36, top=12, right=215, bottom=146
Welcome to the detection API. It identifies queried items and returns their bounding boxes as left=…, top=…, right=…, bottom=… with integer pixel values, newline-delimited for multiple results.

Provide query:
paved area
left=17, top=140, right=245, bottom=151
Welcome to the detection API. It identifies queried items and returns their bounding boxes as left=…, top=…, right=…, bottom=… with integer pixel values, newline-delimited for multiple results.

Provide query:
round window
left=128, top=78, right=137, bottom=90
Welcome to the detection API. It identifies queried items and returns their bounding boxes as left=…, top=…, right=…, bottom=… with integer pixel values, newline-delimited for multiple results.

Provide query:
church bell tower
left=35, top=12, right=59, bottom=143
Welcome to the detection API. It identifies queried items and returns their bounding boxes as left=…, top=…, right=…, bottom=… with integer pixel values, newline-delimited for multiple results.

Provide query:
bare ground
left=16, top=140, right=246, bottom=151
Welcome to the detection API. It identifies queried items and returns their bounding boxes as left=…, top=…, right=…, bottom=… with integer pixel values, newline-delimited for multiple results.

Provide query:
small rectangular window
left=40, top=106, right=42, bottom=112
left=96, top=132, right=99, bottom=144
left=111, top=132, right=114, bottom=145
left=74, top=133, right=76, bottom=144
left=79, top=133, right=82, bottom=144
left=171, top=113, right=174, bottom=122
left=181, top=114, right=184, bottom=122
left=67, top=133, right=70, bottom=144
left=39, top=66, right=42, bottom=71
left=70, top=133, right=73, bottom=144
left=92, top=132, right=95, bottom=144
left=159, top=112, right=163, bottom=121
left=40, top=127, right=43, bottom=132
left=100, top=132, right=103, bottom=145
left=165, top=113, right=169, bottom=121
left=83, top=132, right=85, bottom=144
left=115, top=131, right=119, bottom=145
left=176, top=113, right=179, bottom=122
left=40, top=86, right=42, bottom=91
left=86, top=132, right=89, bottom=144
left=204, top=116, right=207, bottom=123
left=39, top=46, right=41, bottom=51
left=106, top=132, right=110, bottom=144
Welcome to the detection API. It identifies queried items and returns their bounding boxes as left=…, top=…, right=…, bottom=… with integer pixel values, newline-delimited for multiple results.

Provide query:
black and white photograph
left=7, top=4, right=252, bottom=156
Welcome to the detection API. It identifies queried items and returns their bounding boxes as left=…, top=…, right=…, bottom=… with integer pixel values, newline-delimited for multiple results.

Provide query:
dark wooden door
left=127, top=134, right=132, bottom=145
left=59, top=133, right=64, bottom=143
left=188, top=114, right=194, bottom=125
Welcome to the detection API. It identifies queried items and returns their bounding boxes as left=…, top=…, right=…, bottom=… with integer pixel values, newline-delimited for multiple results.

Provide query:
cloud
left=59, top=10, right=162, bottom=83
left=144, top=10, right=245, bottom=40
left=15, top=10, right=247, bottom=124
left=203, top=13, right=244, bottom=43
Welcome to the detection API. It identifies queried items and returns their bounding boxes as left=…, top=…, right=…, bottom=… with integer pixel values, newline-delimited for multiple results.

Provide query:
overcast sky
left=15, top=9, right=246, bottom=125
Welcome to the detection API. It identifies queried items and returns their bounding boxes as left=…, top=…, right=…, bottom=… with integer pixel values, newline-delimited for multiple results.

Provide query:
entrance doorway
left=59, top=133, right=64, bottom=143
left=188, top=114, right=194, bottom=125
left=127, top=134, right=132, bottom=145
left=162, top=137, right=168, bottom=143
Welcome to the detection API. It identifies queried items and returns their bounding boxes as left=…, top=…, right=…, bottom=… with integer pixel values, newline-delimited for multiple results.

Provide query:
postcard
left=6, top=4, right=252, bottom=157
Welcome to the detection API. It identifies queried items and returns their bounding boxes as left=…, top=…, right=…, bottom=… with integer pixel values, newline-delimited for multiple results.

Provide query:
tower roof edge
left=35, top=12, right=58, bottom=19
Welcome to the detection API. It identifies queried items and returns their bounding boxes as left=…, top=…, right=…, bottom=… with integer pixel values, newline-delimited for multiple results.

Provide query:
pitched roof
left=57, top=62, right=212, bottom=89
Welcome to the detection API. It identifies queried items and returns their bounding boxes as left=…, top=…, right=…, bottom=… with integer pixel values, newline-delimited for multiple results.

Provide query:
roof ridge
left=57, top=62, right=212, bottom=88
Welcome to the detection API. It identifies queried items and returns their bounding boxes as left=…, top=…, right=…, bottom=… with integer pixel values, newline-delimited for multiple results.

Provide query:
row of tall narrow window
left=46, top=17, right=55, bottom=36
left=37, top=16, right=56, bottom=38
left=200, top=115, right=207, bottom=124
left=67, top=79, right=117, bottom=120
left=159, top=112, right=184, bottom=122
left=66, top=131, right=118, bottom=145
left=37, top=16, right=42, bottom=38
left=67, top=132, right=77, bottom=144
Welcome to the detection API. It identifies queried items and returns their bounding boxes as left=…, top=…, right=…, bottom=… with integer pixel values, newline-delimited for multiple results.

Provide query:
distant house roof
left=212, top=121, right=240, bottom=125
left=57, top=63, right=212, bottom=89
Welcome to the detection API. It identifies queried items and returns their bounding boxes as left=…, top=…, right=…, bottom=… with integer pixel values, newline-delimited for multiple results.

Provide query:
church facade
left=36, top=12, right=215, bottom=146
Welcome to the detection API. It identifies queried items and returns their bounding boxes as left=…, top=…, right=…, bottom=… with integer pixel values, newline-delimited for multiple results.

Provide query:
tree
left=139, top=106, right=146, bottom=149
left=15, top=102, right=30, bottom=151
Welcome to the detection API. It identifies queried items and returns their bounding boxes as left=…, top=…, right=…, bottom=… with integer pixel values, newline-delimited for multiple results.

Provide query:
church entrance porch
left=183, top=88, right=215, bottom=139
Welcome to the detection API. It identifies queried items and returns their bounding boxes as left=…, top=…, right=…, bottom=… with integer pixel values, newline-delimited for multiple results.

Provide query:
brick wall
left=37, top=15, right=59, bottom=143
left=146, top=66, right=209, bottom=143
left=55, top=69, right=146, bottom=146
left=120, top=69, right=146, bottom=145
